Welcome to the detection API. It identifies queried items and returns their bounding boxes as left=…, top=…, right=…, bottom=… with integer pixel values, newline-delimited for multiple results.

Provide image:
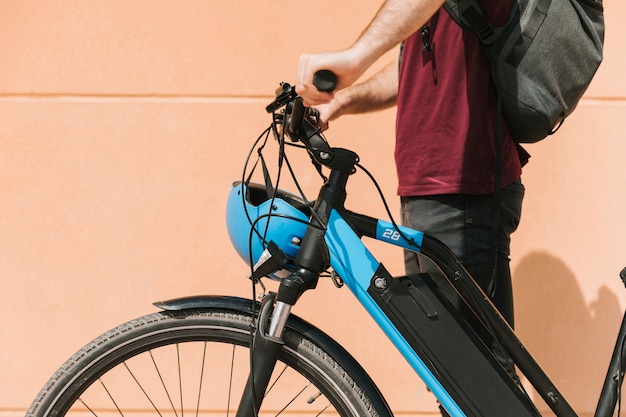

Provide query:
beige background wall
left=1, top=1, right=625, bottom=416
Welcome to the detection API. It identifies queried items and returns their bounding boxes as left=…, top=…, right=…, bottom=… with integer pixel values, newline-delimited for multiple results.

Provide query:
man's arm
left=296, top=0, right=444, bottom=106
left=315, top=61, right=399, bottom=128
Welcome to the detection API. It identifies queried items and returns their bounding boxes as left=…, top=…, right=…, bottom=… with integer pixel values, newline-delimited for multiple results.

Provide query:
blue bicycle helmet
left=226, top=181, right=311, bottom=274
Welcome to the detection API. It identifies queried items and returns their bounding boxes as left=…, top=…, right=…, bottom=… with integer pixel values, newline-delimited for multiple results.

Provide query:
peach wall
left=1, top=1, right=624, bottom=416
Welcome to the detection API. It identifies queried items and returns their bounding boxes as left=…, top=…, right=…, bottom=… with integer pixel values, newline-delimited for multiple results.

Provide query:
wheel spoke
left=76, top=397, right=99, bottom=417
left=314, top=403, right=332, bottom=416
left=149, top=350, right=180, bottom=417
left=177, top=344, right=184, bottom=417
left=274, top=382, right=311, bottom=416
left=227, top=343, right=236, bottom=417
left=122, top=361, right=164, bottom=417
left=194, top=341, right=208, bottom=417
left=265, top=364, right=289, bottom=397
left=98, top=378, right=125, bottom=417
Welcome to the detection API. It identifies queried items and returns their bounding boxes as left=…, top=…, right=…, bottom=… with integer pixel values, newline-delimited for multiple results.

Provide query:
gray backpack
left=444, top=0, right=605, bottom=143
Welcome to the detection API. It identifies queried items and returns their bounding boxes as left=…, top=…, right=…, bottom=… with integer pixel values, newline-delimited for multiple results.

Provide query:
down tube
left=324, top=210, right=466, bottom=417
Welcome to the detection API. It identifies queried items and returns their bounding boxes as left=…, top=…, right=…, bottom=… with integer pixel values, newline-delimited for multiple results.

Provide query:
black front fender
left=154, top=294, right=258, bottom=312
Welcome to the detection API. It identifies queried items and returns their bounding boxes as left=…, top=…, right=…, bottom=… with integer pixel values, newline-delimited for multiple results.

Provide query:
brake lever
left=266, top=82, right=297, bottom=113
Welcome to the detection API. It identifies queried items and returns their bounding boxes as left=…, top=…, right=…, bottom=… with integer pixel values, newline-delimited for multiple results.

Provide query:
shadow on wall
left=513, top=251, right=623, bottom=413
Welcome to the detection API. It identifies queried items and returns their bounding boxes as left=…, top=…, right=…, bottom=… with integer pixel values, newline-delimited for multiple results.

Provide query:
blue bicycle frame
left=236, top=90, right=626, bottom=417
left=324, top=210, right=467, bottom=416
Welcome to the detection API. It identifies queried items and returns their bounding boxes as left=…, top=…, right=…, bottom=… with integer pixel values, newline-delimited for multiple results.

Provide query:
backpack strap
left=443, top=0, right=497, bottom=46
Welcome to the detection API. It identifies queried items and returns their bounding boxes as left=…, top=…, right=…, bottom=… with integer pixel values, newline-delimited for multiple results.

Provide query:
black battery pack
left=368, top=267, right=540, bottom=417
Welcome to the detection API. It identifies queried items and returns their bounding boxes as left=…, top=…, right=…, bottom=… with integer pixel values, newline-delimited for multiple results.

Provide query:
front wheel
left=27, top=296, right=391, bottom=417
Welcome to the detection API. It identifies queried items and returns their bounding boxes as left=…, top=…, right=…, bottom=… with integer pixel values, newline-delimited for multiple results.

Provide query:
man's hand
left=296, top=49, right=365, bottom=107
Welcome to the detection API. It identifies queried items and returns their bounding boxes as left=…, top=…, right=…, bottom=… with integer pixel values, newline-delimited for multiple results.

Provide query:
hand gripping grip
left=313, top=70, right=337, bottom=92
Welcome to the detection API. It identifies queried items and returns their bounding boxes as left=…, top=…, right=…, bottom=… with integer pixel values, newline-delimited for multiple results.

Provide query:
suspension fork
left=236, top=267, right=321, bottom=417
left=235, top=292, right=288, bottom=417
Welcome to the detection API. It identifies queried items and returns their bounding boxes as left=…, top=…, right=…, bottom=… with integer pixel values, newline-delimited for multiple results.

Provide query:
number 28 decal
left=382, top=228, right=402, bottom=241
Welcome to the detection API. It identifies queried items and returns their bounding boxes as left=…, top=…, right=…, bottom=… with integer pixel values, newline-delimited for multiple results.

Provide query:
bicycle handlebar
left=265, top=70, right=336, bottom=112
left=265, top=70, right=343, bottom=170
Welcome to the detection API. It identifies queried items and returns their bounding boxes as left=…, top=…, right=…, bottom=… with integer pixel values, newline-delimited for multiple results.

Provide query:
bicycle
left=26, top=73, right=626, bottom=417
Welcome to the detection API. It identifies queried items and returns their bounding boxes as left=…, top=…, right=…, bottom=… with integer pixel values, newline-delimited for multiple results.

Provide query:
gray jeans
left=400, top=179, right=525, bottom=327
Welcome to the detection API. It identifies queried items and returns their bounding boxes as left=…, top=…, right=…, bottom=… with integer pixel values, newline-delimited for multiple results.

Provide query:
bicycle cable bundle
left=227, top=81, right=408, bottom=288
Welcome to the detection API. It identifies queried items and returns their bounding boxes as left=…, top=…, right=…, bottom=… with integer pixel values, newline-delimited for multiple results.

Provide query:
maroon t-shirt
left=395, top=2, right=521, bottom=197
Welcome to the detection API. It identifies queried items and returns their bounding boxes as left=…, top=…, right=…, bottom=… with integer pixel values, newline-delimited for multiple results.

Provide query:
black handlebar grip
left=313, top=70, right=337, bottom=93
